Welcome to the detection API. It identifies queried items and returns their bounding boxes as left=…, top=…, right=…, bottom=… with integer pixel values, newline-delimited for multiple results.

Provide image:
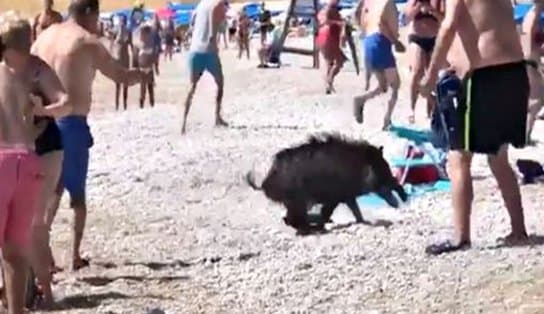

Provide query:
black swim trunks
left=447, top=61, right=529, bottom=154
left=408, top=34, right=435, bottom=54
left=35, top=117, right=63, bottom=156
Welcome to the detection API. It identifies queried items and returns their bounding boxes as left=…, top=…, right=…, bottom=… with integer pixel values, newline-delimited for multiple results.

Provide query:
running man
left=182, top=0, right=228, bottom=134
left=32, top=0, right=145, bottom=270
left=420, top=0, right=529, bottom=255
left=32, top=0, right=63, bottom=41
left=353, top=0, right=405, bottom=130
left=521, top=1, right=544, bottom=143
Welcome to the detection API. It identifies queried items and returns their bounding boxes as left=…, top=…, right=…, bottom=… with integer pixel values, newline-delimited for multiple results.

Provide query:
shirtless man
left=521, top=1, right=544, bottom=143
left=111, top=15, right=132, bottom=111
left=353, top=0, right=405, bottom=130
left=420, top=0, right=529, bottom=255
left=32, top=0, right=145, bottom=270
left=316, top=0, right=346, bottom=94
left=32, top=0, right=63, bottom=41
left=182, top=0, right=228, bottom=134
left=0, top=11, right=70, bottom=313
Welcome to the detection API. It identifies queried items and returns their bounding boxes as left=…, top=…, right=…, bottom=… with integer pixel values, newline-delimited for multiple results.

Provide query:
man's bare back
left=444, top=0, right=523, bottom=77
left=0, top=64, right=35, bottom=148
left=361, top=0, right=399, bottom=42
left=32, top=20, right=141, bottom=116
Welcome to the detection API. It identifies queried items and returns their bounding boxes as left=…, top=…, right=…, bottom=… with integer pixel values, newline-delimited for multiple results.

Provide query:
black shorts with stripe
left=448, top=61, right=529, bottom=154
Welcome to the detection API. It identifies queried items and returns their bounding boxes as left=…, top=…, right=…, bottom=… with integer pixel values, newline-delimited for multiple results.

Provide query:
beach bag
left=394, top=146, right=440, bottom=184
left=431, top=70, right=463, bottom=150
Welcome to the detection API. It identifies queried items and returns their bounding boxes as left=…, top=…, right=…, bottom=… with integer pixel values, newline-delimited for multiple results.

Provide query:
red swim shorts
left=0, top=149, right=43, bottom=248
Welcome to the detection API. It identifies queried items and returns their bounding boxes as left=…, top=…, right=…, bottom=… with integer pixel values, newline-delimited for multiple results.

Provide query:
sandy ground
left=25, top=33, right=544, bottom=314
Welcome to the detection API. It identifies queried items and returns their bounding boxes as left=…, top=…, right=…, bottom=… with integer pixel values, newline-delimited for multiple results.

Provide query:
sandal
left=425, top=240, right=471, bottom=256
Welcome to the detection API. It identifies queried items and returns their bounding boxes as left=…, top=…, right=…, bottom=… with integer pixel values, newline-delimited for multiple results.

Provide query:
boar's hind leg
left=285, top=200, right=311, bottom=235
left=346, top=199, right=369, bottom=224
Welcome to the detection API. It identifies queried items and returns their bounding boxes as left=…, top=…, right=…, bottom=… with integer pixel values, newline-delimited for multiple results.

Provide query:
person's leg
left=59, top=119, right=92, bottom=270
left=408, top=41, right=426, bottom=123
left=5, top=151, right=43, bottom=313
left=115, top=83, right=120, bottom=111
left=488, top=145, right=528, bottom=242
left=148, top=81, right=154, bottom=107
left=245, top=38, right=250, bottom=59
left=30, top=151, right=62, bottom=308
left=353, top=70, right=387, bottom=124
left=2, top=243, right=28, bottom=314
left=526, top=66, right=543, bottom=142
left=331, top=54, right=345, bottom=83
left=182, top=53, right=203, bottom=134
left=383, top=67, right=400, bottom=129
left=139, top=81, right=146, bottom=109
left=209, top=54, right=227, bottom=127
left=122, top=84, right=128, bottom=111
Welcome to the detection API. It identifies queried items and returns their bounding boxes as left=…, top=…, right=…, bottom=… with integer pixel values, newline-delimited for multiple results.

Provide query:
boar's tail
left=245, top=171, right=262, bottom=190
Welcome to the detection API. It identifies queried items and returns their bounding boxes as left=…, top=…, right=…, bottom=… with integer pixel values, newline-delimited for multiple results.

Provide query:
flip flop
left=353, top=96, right=365, bottom=124
left=425, top=240, right=471, bottom=256
left=72, top=258, right=90, bottom=271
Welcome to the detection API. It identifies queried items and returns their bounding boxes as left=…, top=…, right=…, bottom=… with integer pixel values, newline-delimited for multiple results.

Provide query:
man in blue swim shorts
left=354, top=0, right=406, bottom=130
left=33, top=0, right=145, bottom=270
left=182, top=0, right=228, bottom=134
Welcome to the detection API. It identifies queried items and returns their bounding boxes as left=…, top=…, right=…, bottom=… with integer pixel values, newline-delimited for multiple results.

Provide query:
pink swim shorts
left=0, top=149, right=43, bottom=248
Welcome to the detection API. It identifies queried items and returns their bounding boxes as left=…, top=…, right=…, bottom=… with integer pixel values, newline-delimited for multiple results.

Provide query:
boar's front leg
left=319, top=202, right=339, bottom=228
left=345, top=199, right=370, bottom=224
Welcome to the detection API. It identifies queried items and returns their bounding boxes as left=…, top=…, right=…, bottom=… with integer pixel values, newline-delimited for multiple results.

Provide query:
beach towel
left=357, top=180, right=451, bottom=209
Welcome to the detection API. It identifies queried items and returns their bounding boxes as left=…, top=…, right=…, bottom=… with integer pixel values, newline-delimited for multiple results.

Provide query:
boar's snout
left=377, top=187, right=400, bottom=208
left=394, top=184, right=408, bottom=202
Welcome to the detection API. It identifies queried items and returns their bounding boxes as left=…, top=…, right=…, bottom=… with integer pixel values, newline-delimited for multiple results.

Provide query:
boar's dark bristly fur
left=246, top=133, right=408, bottom=234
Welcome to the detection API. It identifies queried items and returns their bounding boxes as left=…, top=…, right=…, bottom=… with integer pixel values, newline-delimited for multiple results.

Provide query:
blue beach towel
left=356, top=180, right=451, bottom=209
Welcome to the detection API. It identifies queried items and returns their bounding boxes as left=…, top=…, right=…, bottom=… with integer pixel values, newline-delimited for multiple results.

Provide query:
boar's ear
left=378, top=146, right=384, bottom=154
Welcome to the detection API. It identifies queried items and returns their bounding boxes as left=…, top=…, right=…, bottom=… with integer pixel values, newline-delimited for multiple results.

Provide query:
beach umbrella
left=167, top=2, right=197, bottom=11
left=156, top=7, right=175, bottom=19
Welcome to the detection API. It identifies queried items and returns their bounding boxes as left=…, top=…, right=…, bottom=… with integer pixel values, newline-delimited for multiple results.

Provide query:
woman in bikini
left=404, top=0, right=443, bottom=123
left=521, top=1, right=544, bottom=143
left=316, top=0, right=346, bottom=94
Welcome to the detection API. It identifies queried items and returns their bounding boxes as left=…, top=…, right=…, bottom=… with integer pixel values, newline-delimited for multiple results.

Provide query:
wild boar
left=246, top=133, right=407, bottom=234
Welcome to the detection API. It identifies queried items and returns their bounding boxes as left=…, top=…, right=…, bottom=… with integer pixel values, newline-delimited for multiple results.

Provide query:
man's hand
left=419, top=72, right=438, bottom=97
left=30, top=94, right=49, bottom=117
